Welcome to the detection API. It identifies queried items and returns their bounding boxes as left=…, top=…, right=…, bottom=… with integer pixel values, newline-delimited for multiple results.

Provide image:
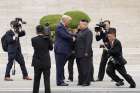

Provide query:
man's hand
left=72, top=50, right=75, bottom=54
left=100, top=44, right=105, bottom=48
left=84, top=53, right=88, bottom=57
left=15, top=33, right=18, bottom=37
left=96, top=32, right=100, bottom=36
left=13, top=33, right=18, bottom=40
left=104, top=47, right=108, bottom=51
left=72, top=36, right=76, bottom=41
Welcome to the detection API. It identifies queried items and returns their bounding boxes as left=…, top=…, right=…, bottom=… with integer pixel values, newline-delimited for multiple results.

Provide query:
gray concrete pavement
left=0, top=63, right=140, bottom=93
left=0, top=49, right=140, bottom=92
left=0, top=51, right=140, bottom=92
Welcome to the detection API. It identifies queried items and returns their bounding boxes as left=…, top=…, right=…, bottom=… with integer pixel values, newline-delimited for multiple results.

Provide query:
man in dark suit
left=66, top=29, right=78, bottom=82
left=4, top=22, right=32, bottom=81
left=31, top=25, right=53, bottom=93
left=54, top=15, right=74, bottom=86
left=75, top=19, right=93, bottom=86
left=106, top=28, right=136, bottom=88
left=96, top=20, right=116, bottom=81
left=67, top=40, right=76, bottom=82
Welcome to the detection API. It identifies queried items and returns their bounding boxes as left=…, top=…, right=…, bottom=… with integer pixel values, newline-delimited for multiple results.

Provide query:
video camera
left=10, top=18, right=26, bottom=31
left=94, top=19, right=106, bottom=32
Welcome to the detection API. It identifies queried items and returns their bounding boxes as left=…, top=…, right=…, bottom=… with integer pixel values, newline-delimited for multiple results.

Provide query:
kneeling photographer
left=95, top=20, right=116, bottom=81
left=1, top=18, right=32, bottom=81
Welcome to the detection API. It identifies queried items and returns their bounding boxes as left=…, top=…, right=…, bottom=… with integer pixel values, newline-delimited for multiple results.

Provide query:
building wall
left=0, top=0, right=140, bottom=53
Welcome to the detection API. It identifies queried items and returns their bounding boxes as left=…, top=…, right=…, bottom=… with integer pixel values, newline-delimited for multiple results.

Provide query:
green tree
left=64, top=10, right=91, bottom=29
left=40, top=14, right=62, bottom=41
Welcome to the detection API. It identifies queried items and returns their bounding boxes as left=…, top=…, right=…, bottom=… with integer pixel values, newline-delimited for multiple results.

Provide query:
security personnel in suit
left=75, top=19, right=93, bottom=86
left=31, top=25, right=53, bottom=93
left=96, top=20, right=116, bottom=81
left=67, top=29, right=78, bottom=82
left=67, top=40, right=76, bottom=82
left=4, top=22, right=32, bottom=81
left=54, top=15, right=74, bottom=86
left=106, top=28, right=136, bottom=88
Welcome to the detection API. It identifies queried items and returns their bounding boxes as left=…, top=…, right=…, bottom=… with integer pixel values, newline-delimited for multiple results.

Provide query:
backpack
left=1, top=33, right=8, bottom=52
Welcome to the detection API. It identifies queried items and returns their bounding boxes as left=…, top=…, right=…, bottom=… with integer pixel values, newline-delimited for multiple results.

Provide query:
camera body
left=108, top=56, right=116, bottom=64
left=10, top=18, right=26, bottom=32
left=94, top=20, right=106, bottom=32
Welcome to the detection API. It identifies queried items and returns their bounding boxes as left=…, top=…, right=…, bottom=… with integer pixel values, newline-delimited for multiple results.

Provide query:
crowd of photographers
left=1, top=15, right=136, bottom=93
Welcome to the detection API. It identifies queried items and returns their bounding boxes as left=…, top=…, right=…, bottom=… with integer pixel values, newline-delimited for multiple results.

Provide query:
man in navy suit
left=54, top=15, right=74, bottom=86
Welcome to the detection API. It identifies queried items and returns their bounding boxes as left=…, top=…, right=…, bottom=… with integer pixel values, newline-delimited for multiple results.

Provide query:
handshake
left=69, top=28, right=78, bottom=42
left=72, top=36, right=76, bottom=42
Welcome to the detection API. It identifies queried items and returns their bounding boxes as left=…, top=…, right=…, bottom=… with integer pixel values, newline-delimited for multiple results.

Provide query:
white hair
left=61, top=15, right=72, bottom=23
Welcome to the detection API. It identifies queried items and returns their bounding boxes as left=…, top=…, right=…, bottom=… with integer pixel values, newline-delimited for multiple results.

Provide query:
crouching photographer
left=95, top=20, right=116, bottom=81
left=1, top=18, right=32, bottom=81
left=31, top=25, right=53, bottom=93
left=105, top=28, right=136, bottom=88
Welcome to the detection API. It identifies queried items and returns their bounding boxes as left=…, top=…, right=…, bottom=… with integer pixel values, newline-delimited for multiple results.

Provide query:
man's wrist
left=96, top=32, right=100, bottom=35
left=84, top=53, right=88, bottom=56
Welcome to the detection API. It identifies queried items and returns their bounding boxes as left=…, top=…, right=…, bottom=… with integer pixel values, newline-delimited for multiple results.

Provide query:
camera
left=94, top=19, right=106, bottom=32
left=10, top=18, right=26, bottom=31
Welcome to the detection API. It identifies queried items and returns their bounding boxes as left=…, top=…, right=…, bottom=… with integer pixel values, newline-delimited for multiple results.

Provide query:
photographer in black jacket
left=4, top=18, right=32, bottom=81
left=95, top=20, right=116, bottom=81
left=31, top=25, right=53, bottom=93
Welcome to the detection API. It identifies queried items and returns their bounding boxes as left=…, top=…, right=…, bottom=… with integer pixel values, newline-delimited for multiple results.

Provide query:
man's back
left=31, top=35, right=53, bottom=68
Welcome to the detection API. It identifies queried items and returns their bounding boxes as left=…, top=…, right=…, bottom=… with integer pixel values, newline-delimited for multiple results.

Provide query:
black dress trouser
left=76, top=56, right=93, bottom=85
left=106, top=62, right=136, bottom=86
left=33, top=66, right=51, bottom=93
left=97, top=49, right=109, bottom=80
left=68, top=54, right=76, bottom=80
left=5, top=50, right=28, bottom=77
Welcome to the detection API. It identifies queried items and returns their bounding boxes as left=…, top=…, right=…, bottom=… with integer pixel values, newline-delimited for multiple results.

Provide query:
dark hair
left=80, top=19, right=89, bottom=23
left=108, top=28, right=116, bottom=35
left=45, top=23, right=49, bottom=26
left=36, top=25, right=44, bottom=34
left=104, top=20, right=110, bottom=24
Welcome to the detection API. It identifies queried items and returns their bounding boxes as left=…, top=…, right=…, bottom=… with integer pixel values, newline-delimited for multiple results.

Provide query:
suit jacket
left=108, top=39, right=127, bottom=65
left=75, top=28, right=93, bottom=58
left=54, top=23, right=73, bottom=55
left=6, top=30, right=25, bottom=54
left=31, top=35, right=53, bottom=68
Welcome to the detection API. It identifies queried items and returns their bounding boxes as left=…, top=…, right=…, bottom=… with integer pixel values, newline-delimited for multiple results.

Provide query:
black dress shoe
left=82, top=83, right=90, bottom=86
left=67, top=79, right=73, bottom=82
left=4, top=77, right=13, bottom=81
left=129, top=84, right=136, bottom=88
left=91, top=79, right=95, bottom=82
left=96, top=79, right=102, bottom=82
left=23, top=76, right=32, bottom=80
left=116, top=81, right=124, bottom=86
left=77, top=83, right=83, bottom=86
left=57, top=83, right=69, bottom=86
